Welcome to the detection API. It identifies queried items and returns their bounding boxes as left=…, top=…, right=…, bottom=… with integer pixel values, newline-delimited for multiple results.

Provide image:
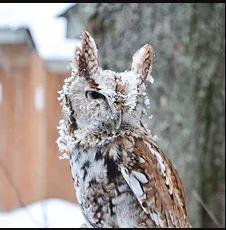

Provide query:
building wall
left=0, top=42, right=75, bottom=211
left=45, top=69, right=75, bottom=203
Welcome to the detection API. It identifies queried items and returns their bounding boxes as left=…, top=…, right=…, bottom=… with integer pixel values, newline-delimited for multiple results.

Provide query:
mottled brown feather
left=74, top=31, right=99, bottom=79
left=119, top=135, right=191, bottom=227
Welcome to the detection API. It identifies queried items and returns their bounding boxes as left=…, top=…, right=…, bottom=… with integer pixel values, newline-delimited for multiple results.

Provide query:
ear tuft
left=131, top=44, right=153, bottom=81
left=82, top=31, right=98, bottom=60
left=73, top=31, right=99, bottom=78
left=82, top=31, right=99, bottom=77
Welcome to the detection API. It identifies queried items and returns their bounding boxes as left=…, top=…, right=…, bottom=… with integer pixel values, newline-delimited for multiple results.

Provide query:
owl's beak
left=105, top=96, right=121, bottom=130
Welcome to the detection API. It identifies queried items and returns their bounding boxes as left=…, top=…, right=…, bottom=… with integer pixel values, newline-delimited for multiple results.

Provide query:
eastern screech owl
left=57, top=31, right=191, bottom=228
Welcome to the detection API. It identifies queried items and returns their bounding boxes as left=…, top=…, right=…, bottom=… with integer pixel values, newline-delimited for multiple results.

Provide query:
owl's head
left=59, top=31, right=153, bottom=135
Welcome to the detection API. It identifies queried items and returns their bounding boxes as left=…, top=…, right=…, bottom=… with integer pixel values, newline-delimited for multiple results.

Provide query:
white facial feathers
left=64, top=31, right=155, bottom=132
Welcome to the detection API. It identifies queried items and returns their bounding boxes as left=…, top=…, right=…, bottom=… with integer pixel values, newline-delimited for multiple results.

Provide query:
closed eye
left=85, top=90, right=105, bottom=100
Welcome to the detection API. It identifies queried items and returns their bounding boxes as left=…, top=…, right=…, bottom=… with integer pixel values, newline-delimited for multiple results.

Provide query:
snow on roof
left=57, top=3, right=78, bottom=18
left=0, top=4, right=78, bottom=59
left=0, top=27, right=36, bottom=51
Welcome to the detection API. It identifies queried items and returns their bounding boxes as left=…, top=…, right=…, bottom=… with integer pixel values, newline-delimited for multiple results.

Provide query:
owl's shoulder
left=116, top=132, right=190, bottom=227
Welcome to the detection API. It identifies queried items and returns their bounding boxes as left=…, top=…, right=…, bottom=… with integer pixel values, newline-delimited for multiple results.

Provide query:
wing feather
left=119, top=137, right=191, bottom=227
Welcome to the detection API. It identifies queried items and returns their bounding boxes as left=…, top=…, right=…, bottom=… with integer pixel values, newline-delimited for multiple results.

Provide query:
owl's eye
left=85, top=90, right=105, bottom=100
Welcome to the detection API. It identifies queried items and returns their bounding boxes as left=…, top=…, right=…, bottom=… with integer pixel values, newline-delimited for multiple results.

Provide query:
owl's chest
left=70, top=147, right=123, bottom=201
left=69, top=146, right=142, bottom=227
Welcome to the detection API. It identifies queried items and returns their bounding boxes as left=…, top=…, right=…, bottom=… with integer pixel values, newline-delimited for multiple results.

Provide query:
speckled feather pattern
left=57, top=31, right=191, bottom=228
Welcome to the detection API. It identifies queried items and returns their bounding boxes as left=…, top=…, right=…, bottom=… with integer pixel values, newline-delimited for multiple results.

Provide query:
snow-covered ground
left=0, top=199, right=85, bottom=228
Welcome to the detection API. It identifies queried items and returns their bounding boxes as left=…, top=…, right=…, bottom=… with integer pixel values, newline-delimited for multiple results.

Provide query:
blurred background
left=0, top=3, right=225, bottom=228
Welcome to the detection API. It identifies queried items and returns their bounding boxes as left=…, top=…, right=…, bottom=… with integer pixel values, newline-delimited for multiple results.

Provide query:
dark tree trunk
left=189, top=3, right=225, bottom=228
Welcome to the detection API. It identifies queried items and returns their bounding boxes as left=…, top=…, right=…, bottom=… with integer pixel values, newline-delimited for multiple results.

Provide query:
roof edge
left=57, top=3, right=78, bottom=18
left=0, top=27, right=37, bottom=52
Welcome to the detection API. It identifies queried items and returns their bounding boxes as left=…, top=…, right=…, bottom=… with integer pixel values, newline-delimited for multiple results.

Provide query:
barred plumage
left=57, top=31, right=191, bottom=228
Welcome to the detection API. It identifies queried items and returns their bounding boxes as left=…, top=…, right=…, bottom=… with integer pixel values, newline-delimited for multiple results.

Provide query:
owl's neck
left=70, top=121, right=149, bottom=149
left=57, top=117, right=151, bottom=155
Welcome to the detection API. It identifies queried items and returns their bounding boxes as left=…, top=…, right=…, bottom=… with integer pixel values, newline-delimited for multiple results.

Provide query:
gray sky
left=0, top=3, right=79, bottom=59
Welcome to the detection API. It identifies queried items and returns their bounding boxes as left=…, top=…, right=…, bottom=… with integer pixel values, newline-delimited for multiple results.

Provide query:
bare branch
left=192, top=190, right=222, bottom=227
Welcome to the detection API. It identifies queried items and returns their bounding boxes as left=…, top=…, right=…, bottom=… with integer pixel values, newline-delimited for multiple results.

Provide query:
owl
left=57, top=31, right=191, bottom=228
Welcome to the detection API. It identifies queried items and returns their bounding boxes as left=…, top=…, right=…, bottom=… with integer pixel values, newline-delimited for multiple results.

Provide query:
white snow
left=56, top=118, right=75, bottom=159
left=0, top=3, right=78, bottom=59
left=144, top=97, right=151, bottom=106
left=0, top=198, right=85, bottom=228
left=147, top=74, right=155, bottom=84
left=120, top=70, right=142, bottom=112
